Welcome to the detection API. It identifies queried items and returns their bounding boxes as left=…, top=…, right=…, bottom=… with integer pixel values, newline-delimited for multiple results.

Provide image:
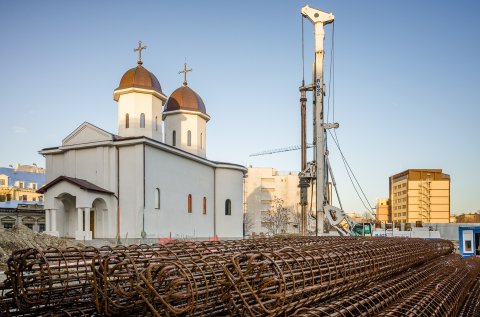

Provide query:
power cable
left=328, top=129, right=375, bottom=216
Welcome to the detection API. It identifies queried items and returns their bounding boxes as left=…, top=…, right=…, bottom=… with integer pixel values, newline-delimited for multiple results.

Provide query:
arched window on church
left=225, top=199, right=231, bottom=216
left=187, top=130, right=192, bottom=146
left=188, top=194, right=192, bottom=213
left=140, top=113, right=145, bottom=128
left=202, top=197, right=207, bottom=215
left=154, top=116, right=158, bottom=131
left=125, top=113, right=130, bottom=128
left=155, top=188, right=160, bottom=209
left=200, top=133, right=203, bottom=149
left=172, top=130, right=176, bottom=146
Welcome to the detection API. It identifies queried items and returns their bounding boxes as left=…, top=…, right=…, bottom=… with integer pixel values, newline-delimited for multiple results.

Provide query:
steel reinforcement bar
left=91, top=237, right=367, bottom=315
left=2, top=236, right=362, bottom=315
left=376, top=256, right=480, bottom=317
left=291, top=254, right=461, bottom=317
left=136, top=238, right=453, bottom=317
left=458, top=275, right=480, bottom=317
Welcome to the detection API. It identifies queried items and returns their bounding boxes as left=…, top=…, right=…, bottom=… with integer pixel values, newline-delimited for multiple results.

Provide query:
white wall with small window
left=214, top=167, right=244, bottom=238
left=116, top=91, right=164, bottom=141
left=163, top=113, right=207, bottom=158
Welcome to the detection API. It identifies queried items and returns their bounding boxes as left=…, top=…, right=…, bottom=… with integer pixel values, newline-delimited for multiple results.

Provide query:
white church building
left=38, top=46, right=247, bottom=241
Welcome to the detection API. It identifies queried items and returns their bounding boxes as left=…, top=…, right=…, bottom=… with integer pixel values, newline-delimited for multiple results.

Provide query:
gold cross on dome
left=178, top=62, right=192, bottom=86
left=134, top=41, right=147, bottom=64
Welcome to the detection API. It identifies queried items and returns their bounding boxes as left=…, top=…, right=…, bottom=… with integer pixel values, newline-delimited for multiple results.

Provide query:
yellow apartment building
left=389, top=169, right=450, bottom=224
left=375, top=198, right=390, bottom=222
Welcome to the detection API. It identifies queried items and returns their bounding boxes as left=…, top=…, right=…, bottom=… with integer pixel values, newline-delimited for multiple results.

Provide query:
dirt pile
left=0, top=224, right=83, bottom=271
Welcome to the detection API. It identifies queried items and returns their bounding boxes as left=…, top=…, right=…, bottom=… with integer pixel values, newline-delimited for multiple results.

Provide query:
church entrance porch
left=38, top=176, right=115, bottom=241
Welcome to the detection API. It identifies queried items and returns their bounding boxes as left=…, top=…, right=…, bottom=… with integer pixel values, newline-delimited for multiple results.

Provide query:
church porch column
left=45, top=209, right=50, bottom=232
left=45, top=209, right=59, bottom=237
left=51, top=209, right=57, bottom=232
left=77, top=208, right=83, bottom=232
left=84, top=207, right=92, bottom=240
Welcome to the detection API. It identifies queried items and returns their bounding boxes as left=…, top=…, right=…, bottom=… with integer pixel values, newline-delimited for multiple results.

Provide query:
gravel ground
left=0, top=224, right=83, bottom=271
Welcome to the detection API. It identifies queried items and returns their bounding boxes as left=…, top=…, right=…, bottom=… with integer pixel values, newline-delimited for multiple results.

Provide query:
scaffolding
left=418, top=174, right=432, bottom=223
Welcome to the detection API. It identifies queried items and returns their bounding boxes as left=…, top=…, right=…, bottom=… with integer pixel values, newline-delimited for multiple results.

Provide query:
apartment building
left=389, top=169, right=450, bottom=224
left=375, top=198, right=390, bottom=222
left=244, top=167, right=316, bottom=235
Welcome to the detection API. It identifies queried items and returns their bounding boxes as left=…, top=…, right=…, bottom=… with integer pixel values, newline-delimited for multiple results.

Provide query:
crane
left=249, top=144, right=313, bottom=157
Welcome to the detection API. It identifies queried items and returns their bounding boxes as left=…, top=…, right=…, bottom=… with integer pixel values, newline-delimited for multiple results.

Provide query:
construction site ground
left=0, top=224, right=83, bottom=274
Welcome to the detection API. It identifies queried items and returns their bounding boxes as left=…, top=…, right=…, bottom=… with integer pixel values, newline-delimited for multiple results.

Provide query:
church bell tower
left=113, top=42, right=167, bottom=142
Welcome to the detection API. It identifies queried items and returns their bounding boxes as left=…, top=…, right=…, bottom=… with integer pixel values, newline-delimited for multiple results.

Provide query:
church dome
left=164, top=85, right=207, bottom=115
left=115, top=64, right=163, bottom=95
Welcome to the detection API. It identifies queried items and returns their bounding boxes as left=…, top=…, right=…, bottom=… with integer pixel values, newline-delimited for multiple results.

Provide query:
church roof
left=115, top=64, right=163, bottom=95
left=164, top=85, right=207, bottom=116
left=37, top=176, right=114, bottom=195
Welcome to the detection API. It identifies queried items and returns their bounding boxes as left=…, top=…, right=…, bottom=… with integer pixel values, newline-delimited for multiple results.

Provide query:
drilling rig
left=300, top=5, right=372, bottom=236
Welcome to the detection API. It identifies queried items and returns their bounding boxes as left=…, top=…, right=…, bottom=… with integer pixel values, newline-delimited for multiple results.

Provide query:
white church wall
left=45, top=146, right=117, bottom=193
left=143, top=145, right=215, bottom=239
left=46, top=154, right=64, bottom=182
left=214, top=168, right=244, bottom=238
left=118, top=144, right=145, bottom=239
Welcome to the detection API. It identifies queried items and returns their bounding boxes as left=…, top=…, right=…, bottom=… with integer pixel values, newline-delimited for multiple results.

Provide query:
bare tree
left=262, top=197, right=291, bottom=235
left=243, top=211, right=255, bottom=236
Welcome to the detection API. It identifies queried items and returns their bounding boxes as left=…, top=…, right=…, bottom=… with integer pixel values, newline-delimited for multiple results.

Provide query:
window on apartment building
left=200, top=133, right=203, bottom=149
left=140, top=113, right=145, bottom=128
left=172, top=131, right=176, bottom=146
left=225, top=199, right=232, bottom=216
left=39, top=196, right=43, bottom=202
left=155, top=188, right=160, bottom=209
left=18, top=182, right=24, bottom=188
left=6, top=194, right=11, bottom=201
left=3, top=223, right=13, bottom=229
left=39, top=224, right=46, bottom=232
left=31, top=183, right=37, bottom=190
left=187, top=130, right=192, bottom=146
left=32, top=197, right=36, bottom=202
left=187, top=194, right=192, bottom=213
left=22, top=195, right=27, bottom=201
left=202, top=197, right=207, bottom=215
left=125, top=113, right=130, bottom=128
left=0, top=179, right=5, bottom=186
left=0, top=195, right=5, bottom=202
left=155, top=116, right=158, bottom=131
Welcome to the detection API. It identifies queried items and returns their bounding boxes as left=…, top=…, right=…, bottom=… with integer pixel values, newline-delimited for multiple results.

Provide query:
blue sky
left=1, top=1, right=479, bottom=214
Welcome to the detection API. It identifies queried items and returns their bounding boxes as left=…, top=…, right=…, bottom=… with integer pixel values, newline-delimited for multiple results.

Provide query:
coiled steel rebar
left=377, top=256, right=480, bottom=317
left=291, top=255, right=461, bottom=316
left=2, top=236, right=475, bottom=317
left=458, top=275, right=480, bottom=317
left=136, top=238, right=453, bottom=316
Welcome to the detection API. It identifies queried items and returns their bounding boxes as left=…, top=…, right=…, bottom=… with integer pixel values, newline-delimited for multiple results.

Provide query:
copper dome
left=164, top=85, right=207, bottom=115
left=115, top=64, right=163, bottom=94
